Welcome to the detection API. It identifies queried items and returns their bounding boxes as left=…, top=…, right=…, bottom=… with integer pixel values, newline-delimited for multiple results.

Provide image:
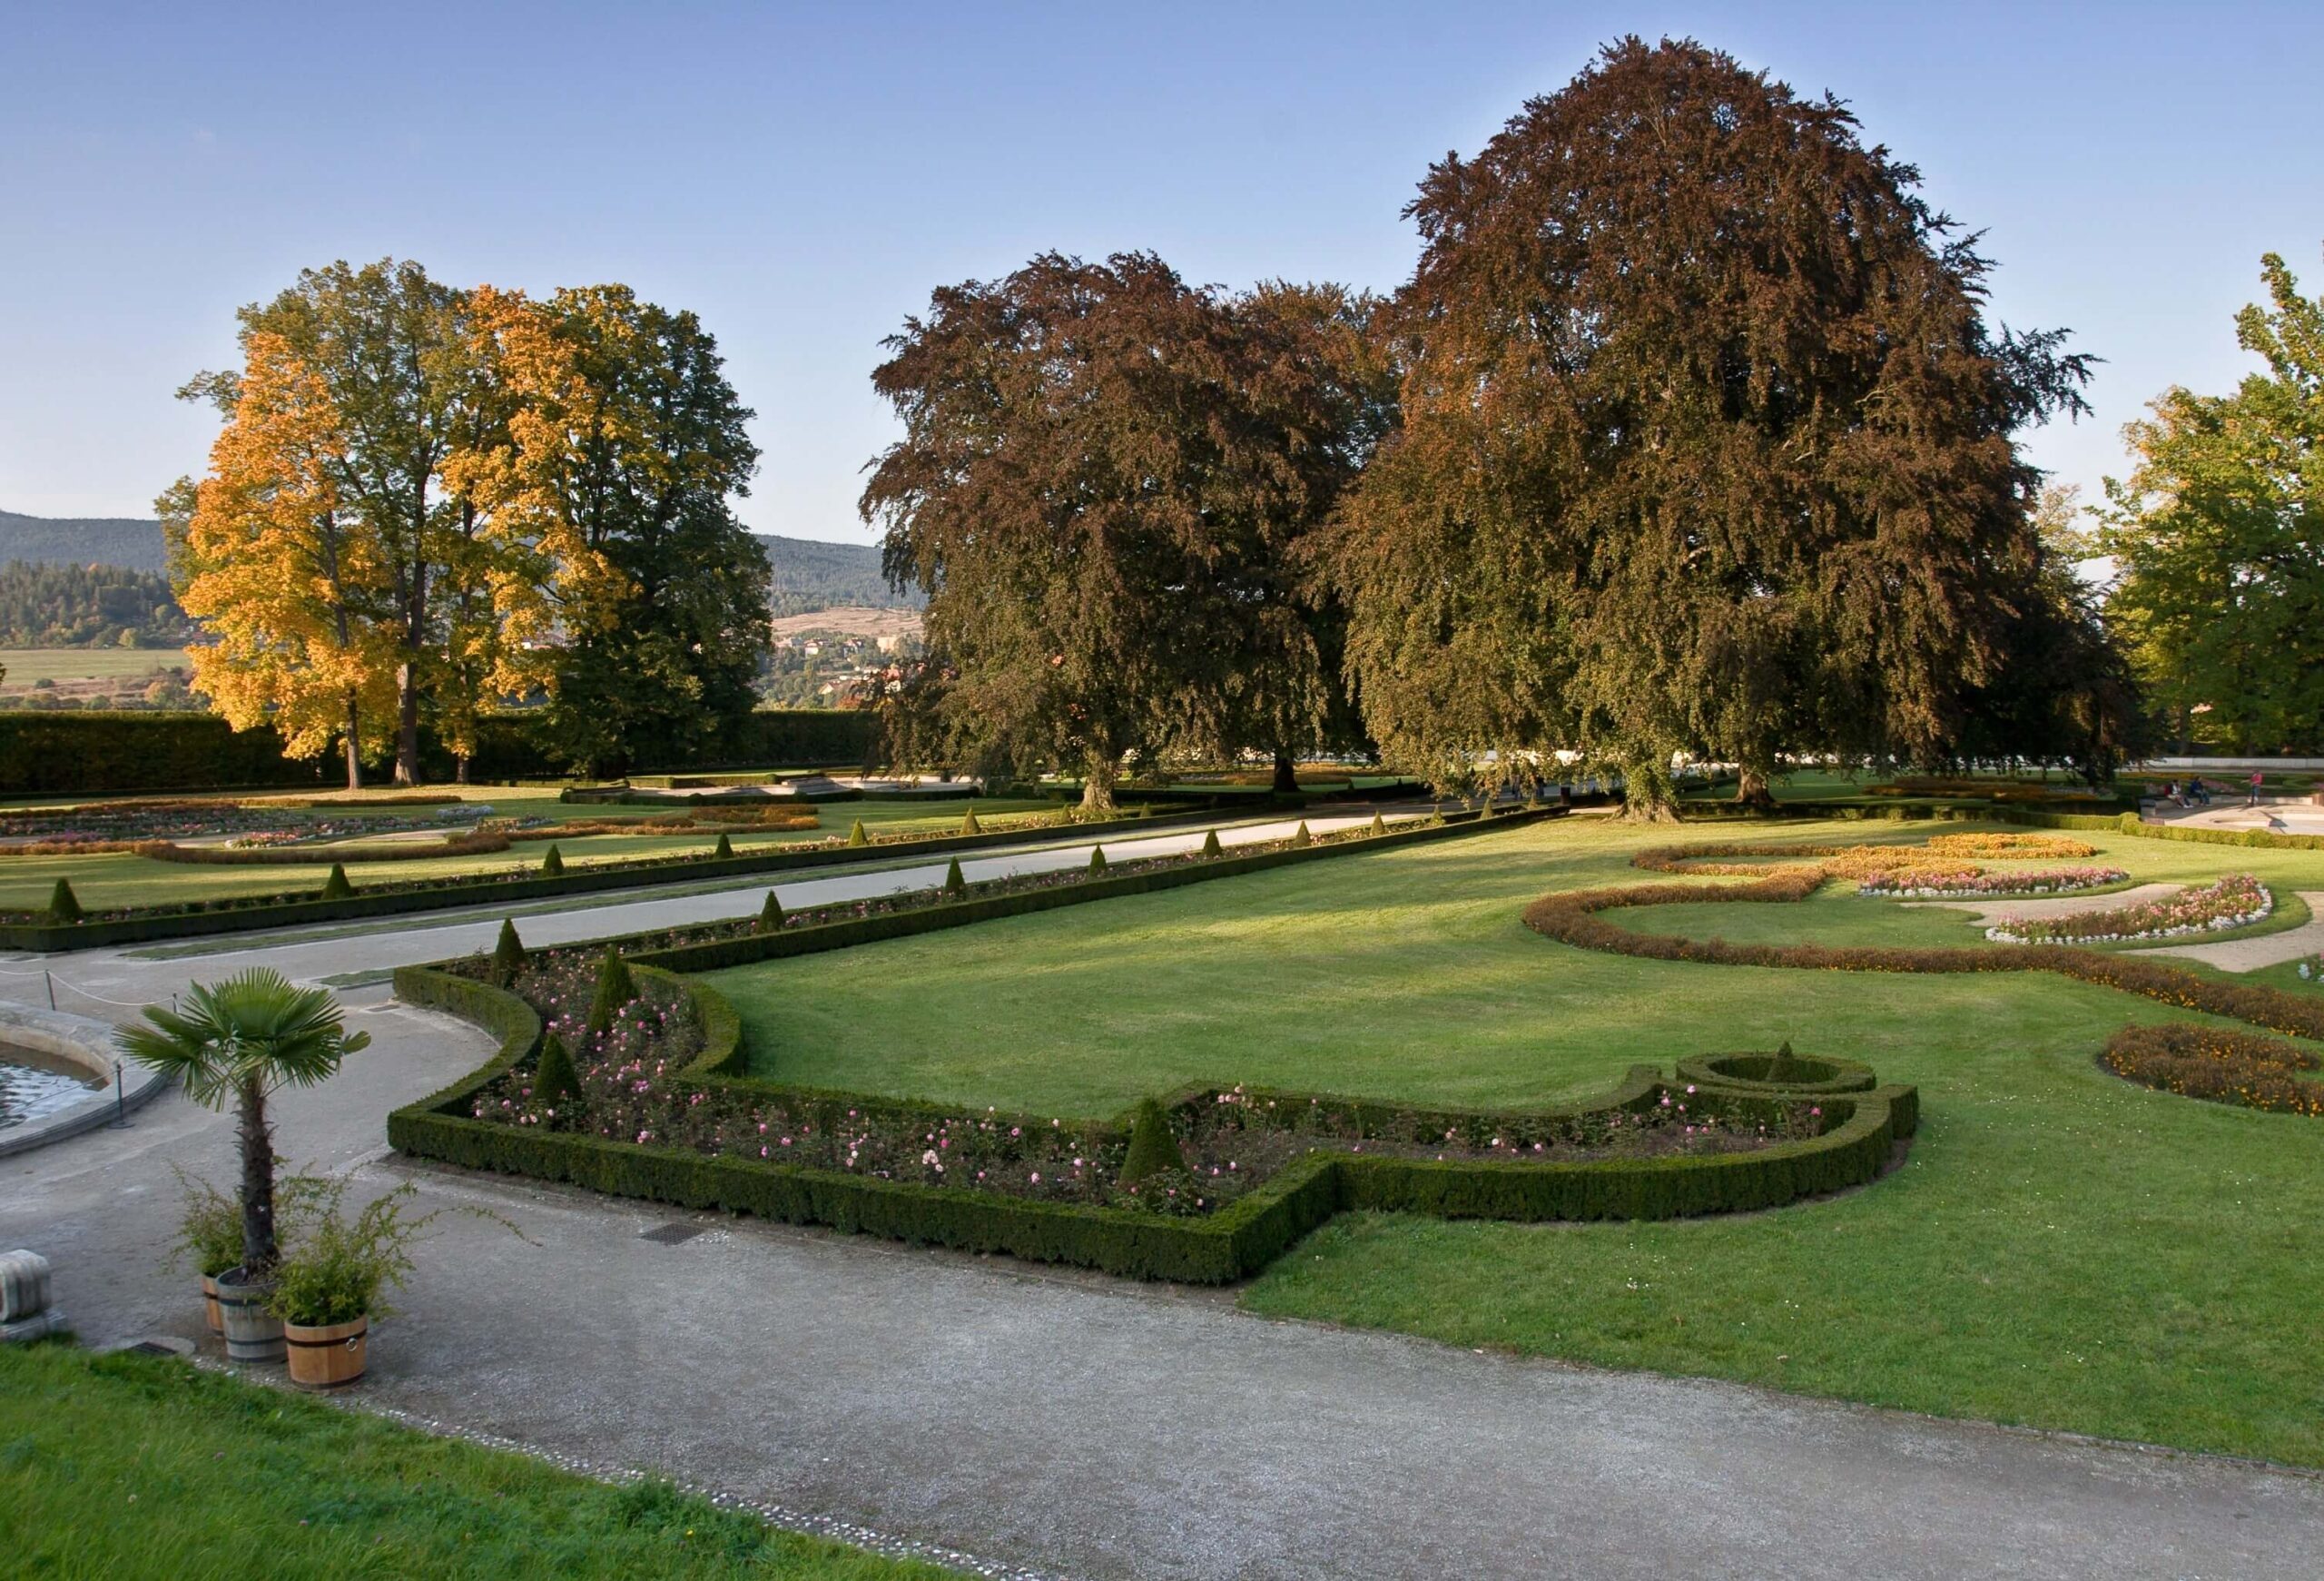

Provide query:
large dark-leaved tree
left=1325, top=37, right=2101, bottom=815
left=517, top=287, right=770, bottom=776
left=862, top=252, right=1357, bottom=812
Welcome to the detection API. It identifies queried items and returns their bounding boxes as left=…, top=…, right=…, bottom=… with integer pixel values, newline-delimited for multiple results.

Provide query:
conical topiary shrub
left=1088, top=844, right=1108, bottom=875
left=1369, top=811, right=1387, bottom=837
left=44, top=877, right=84, bottom=925
left=847, top=819, right=868, bottom=848
left=960, top=806, right=982, bottom=835
left=1118, top=1098, right=1185, bottom=1186
left=759, top=889, right=786, bottom=932
left=1200, top=829, right=1223, bottom=858
left=1291, top=821, right=1312, bottom=849
left=320, top=863, right=355, bottom=901
left=489, top=919, right=526, bottom=986
left=540, top=844, right=566, bottom=876
left=714, top=833, right=734, bottom=859
left=534, top=1032, right=582, bottom=1111
left=584, top=948, right=636, bottom=1038
left=941, top=857, right=967, bottom=897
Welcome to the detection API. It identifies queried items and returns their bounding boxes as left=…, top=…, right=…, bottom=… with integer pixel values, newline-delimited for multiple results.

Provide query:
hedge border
left=1672, top=1052, right=1879, bottom=1095
left=389, top=811, right=1916, bottom=1283
left=0, top=802, right=1280, bottom=953
left=2001, top=806, right=2324, bottom=853
left=1521, top=868, right=2324, bottom=1044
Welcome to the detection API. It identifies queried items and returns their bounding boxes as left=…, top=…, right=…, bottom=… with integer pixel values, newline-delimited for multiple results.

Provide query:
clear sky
left=4, top=1, right=2319, bottom=544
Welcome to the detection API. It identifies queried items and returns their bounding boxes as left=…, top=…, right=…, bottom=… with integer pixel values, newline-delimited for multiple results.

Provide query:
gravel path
left=7, top=812, right=2323, bottom=1577
left=1904, top=881, right=2183, bottom=927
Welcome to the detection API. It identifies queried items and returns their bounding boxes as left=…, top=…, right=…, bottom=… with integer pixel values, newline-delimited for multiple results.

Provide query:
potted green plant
left=269, top=1175, right=519, bottom=1389
left=168, top=1163, right=328, bottom=1335
left=118, top=970, right=369, bottom=1364
left=269, top=1178, right=419, bottom=1389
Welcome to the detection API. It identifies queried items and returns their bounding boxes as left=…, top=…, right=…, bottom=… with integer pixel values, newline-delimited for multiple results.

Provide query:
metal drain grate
left=638, top=1220, right=708, bottom=1245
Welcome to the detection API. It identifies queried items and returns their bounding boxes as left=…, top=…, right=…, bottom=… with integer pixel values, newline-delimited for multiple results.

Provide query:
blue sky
left=4, top=1, right=2319, bottom=544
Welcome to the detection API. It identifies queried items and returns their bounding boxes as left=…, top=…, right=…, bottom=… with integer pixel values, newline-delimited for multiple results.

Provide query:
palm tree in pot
left=118, top=970, right=369, bottom=1362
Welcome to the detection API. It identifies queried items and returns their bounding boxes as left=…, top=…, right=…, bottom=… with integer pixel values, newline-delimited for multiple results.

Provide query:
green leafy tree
left=116, top=971, right=370, bottom=1273
left=515, top=288, right=770, bottom=776
left=2101, top=251, right=2324, bottom=753
left=1088, top=844, right=1108, bottom=874
left=1324, top=40, right=2094, bottom=815
left=320, top=863, right=354, bottom=900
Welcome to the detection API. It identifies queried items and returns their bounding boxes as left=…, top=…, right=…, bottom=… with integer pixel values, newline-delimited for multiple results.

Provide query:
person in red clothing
left=2250, top=769, right=2265, bottom=807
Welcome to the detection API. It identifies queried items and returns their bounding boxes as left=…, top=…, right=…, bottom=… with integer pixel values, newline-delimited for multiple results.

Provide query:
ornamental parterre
left=1987, top=873, right=2271, bottom=944
left=458, top=948, right=1828, bottom=1219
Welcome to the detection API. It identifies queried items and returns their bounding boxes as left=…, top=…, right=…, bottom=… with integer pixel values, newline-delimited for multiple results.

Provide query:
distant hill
left=0, top=510, right=918, bottom=618
left=754, top=533, right=922, bottom=617
left=0, top=511, right=169, bottom=572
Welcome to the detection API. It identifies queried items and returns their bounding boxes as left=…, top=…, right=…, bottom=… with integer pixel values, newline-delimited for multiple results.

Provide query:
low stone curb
left=0, top=1003, right=171, bottom=1159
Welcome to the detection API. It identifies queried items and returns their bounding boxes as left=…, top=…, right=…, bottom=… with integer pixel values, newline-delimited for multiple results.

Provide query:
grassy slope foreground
left=0, top=1344, right=954, bottom=1580
left=710, top=816, right=2324, bottom=1466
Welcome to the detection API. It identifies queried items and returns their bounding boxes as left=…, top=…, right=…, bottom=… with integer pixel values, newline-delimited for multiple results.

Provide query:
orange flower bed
left=2100, top=1024, right=2324, bottom=1116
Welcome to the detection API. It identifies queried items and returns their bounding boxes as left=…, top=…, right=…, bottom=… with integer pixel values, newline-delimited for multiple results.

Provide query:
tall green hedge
left=0, top=707, right=875, bottom=797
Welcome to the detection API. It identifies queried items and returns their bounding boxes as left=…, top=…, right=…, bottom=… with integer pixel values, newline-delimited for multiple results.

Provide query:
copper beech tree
left=1323, top=38, right=2112, bottom=815
left=862, top=253, right=1384, bottom=812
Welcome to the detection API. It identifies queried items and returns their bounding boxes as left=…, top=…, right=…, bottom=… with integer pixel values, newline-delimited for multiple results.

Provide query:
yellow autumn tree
left=172, top=332, right=399, bottom=788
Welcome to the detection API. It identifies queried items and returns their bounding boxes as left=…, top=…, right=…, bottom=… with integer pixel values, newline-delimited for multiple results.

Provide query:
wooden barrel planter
left=199, top=1272, right=223, bottom=1335
left=283, top=1316, right=368, bottom=1389
left=212, top=1271, right=283, bottom=1364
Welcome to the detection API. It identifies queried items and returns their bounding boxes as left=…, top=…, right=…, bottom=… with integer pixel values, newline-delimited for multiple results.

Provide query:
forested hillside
left=0, top=561, right=195, bottom=646
left=757, top=533, right=922, bottom=615
left=0, top=510, right=169, bottom=572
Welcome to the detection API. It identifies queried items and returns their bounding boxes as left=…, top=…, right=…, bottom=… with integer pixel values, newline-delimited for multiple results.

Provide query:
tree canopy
left=2100, top=250, right=2324, bottom=755
left=166, top=260, right=763, bottom=785
left=1323, top=37, right=2101, bottom=812
left=862, top=253, right=1379, bottom=809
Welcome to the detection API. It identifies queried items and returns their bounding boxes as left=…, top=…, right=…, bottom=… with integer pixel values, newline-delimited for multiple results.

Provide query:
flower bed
left=1988, top=874, right=2270, bottom=944
left=2100, top=1023, right=2324, bottom=1116
left=1857, top=866, right=2127, bottom=899
left=1634, top=832, right=2099, bottom=882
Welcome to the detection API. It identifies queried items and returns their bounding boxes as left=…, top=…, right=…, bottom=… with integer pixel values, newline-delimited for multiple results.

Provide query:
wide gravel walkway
left=6, top=809, right=2323, bottom=1577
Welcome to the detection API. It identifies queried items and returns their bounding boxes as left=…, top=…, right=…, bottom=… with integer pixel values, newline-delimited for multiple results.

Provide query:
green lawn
left=708, top=815, right=2324, bottom=1465
left=0, top=795, right=1053, bottom=912
left=0, top=646, right=192, bottom=682
left=0, top=1343, right=954, bottom=1578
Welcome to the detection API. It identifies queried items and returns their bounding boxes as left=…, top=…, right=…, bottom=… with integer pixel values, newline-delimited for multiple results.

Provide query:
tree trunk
left=1271, top=748, right=1298, bottom=797
left=342, top=695, right=363, bottom=792
left=236, top=1076, right=277, bottom=1275
left=393, top=662, right=422, bottom=786
left=1078, top=751, right=1118, bottom=817
left=1734, top=766, right=1777, bottom=811
left=1619, top=756, right=1682, bottom=823
left=455, top=754, right=471, bottom=786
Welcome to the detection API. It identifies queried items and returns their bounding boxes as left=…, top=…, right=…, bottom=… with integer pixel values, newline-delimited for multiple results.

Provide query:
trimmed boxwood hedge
left=389, top=934, right=1917, bottom=1282
left=0, top=800, right=1275, bottom=953
left=2001, top=806, right=2324, bottom=852
left=0, top=708, right=876, bottom=797
left=1673, top=1052, right=1878, bottom=1094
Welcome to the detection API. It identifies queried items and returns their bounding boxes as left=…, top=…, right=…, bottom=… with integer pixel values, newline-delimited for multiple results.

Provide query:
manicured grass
left=0, top=1343, right=955, bottom=1578
left=0, top=795, right=1053, bottom=912
left=0, top=646, right=192, bottom=682
left=711, top=815, right=2324, bottom=1465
